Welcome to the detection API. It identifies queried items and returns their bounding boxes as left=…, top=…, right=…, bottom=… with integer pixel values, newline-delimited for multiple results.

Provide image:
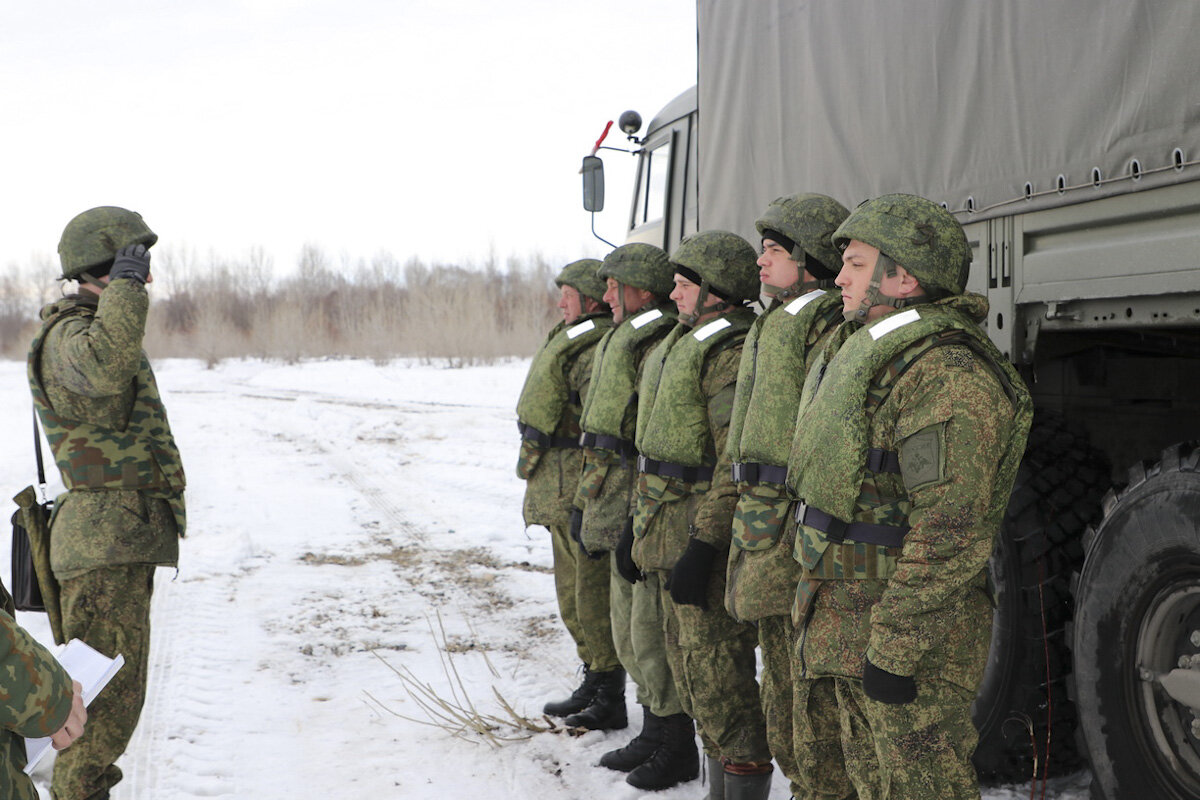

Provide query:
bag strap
left=32, top=408, right=47, bottom=502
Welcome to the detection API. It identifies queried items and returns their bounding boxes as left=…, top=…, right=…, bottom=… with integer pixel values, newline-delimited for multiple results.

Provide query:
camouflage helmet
left=554, top=258, right=607, bottom=304
left=755, top=193, right=849, bottom=279
left=669, top=230, right=759, bottom=304
left=832, top=194, right=970, bottom=297
left=58, top=206, right=158, bottom=280
left=597, top=243, right=673, bottom=297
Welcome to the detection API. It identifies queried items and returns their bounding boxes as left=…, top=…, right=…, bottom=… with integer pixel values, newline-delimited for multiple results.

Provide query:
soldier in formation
left=29, top=206, right=188, bottom=800
left=627, top=231, right=773, bottom=800
left=787, top=194, right=1032, bottom=799
left=724, top=194, right=852, bottom=799
left=573, top=244, right=699, bottom=789
left=515, top=261, right=626, bottom=728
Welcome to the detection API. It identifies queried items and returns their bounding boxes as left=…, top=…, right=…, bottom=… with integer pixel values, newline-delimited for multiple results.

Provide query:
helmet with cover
left=832, top=193, right=971, bottom=322
left=58, top=206, right=158, bottom=280
left=669, top=230, right=758, bottom=326
left=755, top=193, right=849, bottom=297
left=598, top=243, right=673, bottom=297
left=555, top=258, right=608, bottom=305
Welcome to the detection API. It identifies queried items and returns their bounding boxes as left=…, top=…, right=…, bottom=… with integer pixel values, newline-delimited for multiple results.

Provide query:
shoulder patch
left=694, top=317, right=732, bottom=341
left=784, top=289, right=826, bottom=316
left=631, top=308, right=664, bottom=329
left=567, top=319, right=596, bottom=339
left=942, top=345, right=975, bottom=371
left=870, top=308, right=921, bottom=341
left=899, top=423, right=946, bottom=494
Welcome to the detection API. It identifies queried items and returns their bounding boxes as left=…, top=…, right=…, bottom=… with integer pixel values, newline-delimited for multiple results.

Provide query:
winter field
left=0, top=357, right=1091, bottom=800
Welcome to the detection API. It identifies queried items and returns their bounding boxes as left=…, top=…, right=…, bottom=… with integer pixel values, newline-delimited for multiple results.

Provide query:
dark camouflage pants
left=51, top=565, right=154, bottom=800
left=656, top=566, right=769, bottom=763
left=610, top=560, right=683, bottom=717
left=550, top=523, right=619, bottom=671
left=834, top=677, right=980, bottom=800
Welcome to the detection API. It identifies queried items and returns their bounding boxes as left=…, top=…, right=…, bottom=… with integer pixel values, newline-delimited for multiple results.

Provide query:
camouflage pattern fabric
left=52, top=565, right=155, bottom=800
left=29, top=285, right=187, bottom=540
left=549, top=524, right=619, bottom=671
left=610, top=562, right=683, bottom=717
left=792, top=674, right=857, bottom=800
left=515, top=313, right=610, bottom=447
left=656, top=566, right=769, bottom=763
left=789, top=297, right=1031, bottom=798
left=631, top=318, right=746, bottom=570
left=0, top=592, right=74, bottom=800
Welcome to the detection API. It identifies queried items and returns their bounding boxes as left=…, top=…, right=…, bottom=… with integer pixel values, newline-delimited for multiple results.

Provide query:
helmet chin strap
left=679, top=280, right=730, bottom=327
left=763, top=249, right=835, bottom=302
left=844, top=252, right=922, bottom=323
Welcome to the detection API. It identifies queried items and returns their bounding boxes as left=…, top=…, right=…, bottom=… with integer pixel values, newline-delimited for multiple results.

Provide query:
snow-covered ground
left=0, top=358, right=1091, bottom=799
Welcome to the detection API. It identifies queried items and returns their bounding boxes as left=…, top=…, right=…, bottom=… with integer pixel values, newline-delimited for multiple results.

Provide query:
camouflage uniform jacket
left=631, top=309, right=754, bottom=570
left=724, top=290, right=843, bottom=621
left=28, top=283, right=186, bottom=580
left=517, top=313, right=611, bottom=529
left=0, top=586, right=74, bottom=800
left=789, top=295, right=1032, bottom=685
left=573, top=304, right=677, bottom=551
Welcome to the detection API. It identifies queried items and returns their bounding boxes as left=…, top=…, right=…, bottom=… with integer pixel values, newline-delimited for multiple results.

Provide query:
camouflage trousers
left=549, top=523, right=619, bottom=671
left=52, top=565, right=155, bottom=800
left=831, top=676, right=980, bottom=800
left=609, top=560, right=683, bottom=717
left=656, top=566, right=769, bottom=763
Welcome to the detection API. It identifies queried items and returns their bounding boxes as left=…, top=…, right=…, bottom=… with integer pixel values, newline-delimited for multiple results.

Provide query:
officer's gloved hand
left=666, top=538, right=717, bottom=609
left=615, top=518, right=642, bottom=583
left=569, top=507, right=585, bottom=548
left=862, top=658, right=917, bottom=705
left=109, top=244, right=152, bottom=284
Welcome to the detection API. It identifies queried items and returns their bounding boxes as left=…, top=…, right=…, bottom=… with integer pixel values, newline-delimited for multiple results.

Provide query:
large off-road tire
left=1074, top=443, right=1200, bottom=800
left=971, top=414, right=1108, bottom=784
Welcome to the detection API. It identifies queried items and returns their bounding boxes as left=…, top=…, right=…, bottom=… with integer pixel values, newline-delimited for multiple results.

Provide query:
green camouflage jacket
left=724, top=290, right=842, bottom=621
left=574, top=305, right=676, bottom=551
left=0, top=587, right=73, bottom=800
left=28, top=282, right=185, bottom=580
left=517, top=313, right=611, bottom=529
left=631, top=310, right=752, bottom=570
left=788, top=295, right=1032, bottom=686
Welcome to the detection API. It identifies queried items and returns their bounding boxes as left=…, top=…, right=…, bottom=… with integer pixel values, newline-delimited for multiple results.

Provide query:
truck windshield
left=635, top=140, right=672, bottom=227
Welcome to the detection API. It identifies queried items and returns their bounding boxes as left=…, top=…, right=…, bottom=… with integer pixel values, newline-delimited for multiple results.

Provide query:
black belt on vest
left=731, top=462, right=788, bottom=485
left=867, top=448, right=902, bottom=474
left=579, top=432, right=637, bottom=458
left=636, top=455, right=714, bottom=483
left=517, top=421, right=580, bottom=450
left=793, top=501, right=909, bottom=548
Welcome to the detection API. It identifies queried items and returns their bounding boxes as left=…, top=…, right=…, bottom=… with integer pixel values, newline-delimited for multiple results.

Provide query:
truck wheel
left=972, top=414, right=1107, bottom=784
left=1074, top=443, right=1200, bottom=800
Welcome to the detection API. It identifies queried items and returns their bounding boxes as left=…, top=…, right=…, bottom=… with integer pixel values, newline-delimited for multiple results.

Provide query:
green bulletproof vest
left=580, top=305, right=677, bottom=443
left=727, top=289, right=842, bottom=468
left=516, top=313, right=611, bottom=436
left=788, top=294, right=1032, bottom=578
left=28, top=300, right=187, bottom=497
left=636, top=307, right=755, bottom=466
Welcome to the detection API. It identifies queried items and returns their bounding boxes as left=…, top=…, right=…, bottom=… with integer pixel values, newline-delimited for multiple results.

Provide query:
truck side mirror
left=581, top=155, right=605, bottom=212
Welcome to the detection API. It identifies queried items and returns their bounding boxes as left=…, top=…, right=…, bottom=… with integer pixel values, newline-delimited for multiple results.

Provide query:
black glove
left=615, top=518, right=642, bottom=583
left=568, top=507, right=604, bottom=560
left=666, top=538, right=717, bottom=610
left=862, top=658, right=917, bottom=705
left=109, top=244, right=152, bottom=284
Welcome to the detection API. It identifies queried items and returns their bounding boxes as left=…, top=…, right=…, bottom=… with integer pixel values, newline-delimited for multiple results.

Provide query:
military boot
left=704, top=755, right=725, bottom=800
left=626, top=712, right=700, bottom=790
left=543, top=666, right=601, bottom=717
left=564, top=668, right=628, bottom=730
left=599, top=705, right=664, bottom=771
left=723, top=762, right=772, bottom=800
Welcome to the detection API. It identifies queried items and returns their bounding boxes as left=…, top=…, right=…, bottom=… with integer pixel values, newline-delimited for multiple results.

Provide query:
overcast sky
left=1, top=1, right=696, bottom=277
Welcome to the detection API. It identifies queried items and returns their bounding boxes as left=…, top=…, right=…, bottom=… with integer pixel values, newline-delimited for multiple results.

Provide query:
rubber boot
left=564, top=668, right=628, bottom=730
left=626, top=712, right=700, bottom=790
left=723, top=762, right=773, bottom=800
left=543, top=666, right=601, bottom=717
left=600, top=705, right=664, bottom=771
left=703, top=755, right=725, bottom=800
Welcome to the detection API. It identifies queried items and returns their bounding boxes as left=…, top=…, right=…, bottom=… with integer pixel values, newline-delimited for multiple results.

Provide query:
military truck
left=580, top=2, right=1200, bottom=798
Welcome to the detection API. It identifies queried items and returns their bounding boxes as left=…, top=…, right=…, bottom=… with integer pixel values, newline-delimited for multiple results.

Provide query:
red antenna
left=591, top=120, right=613, bottom=155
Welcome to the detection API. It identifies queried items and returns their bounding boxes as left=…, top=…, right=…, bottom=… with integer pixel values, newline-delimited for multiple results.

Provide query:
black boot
left=600, top=705, right=663, bottom=771
left=626, top=712, right=700, bottom=790
left=564, top=668, right=628, bottom=730
left=543, top=666, right=602, bottom=717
